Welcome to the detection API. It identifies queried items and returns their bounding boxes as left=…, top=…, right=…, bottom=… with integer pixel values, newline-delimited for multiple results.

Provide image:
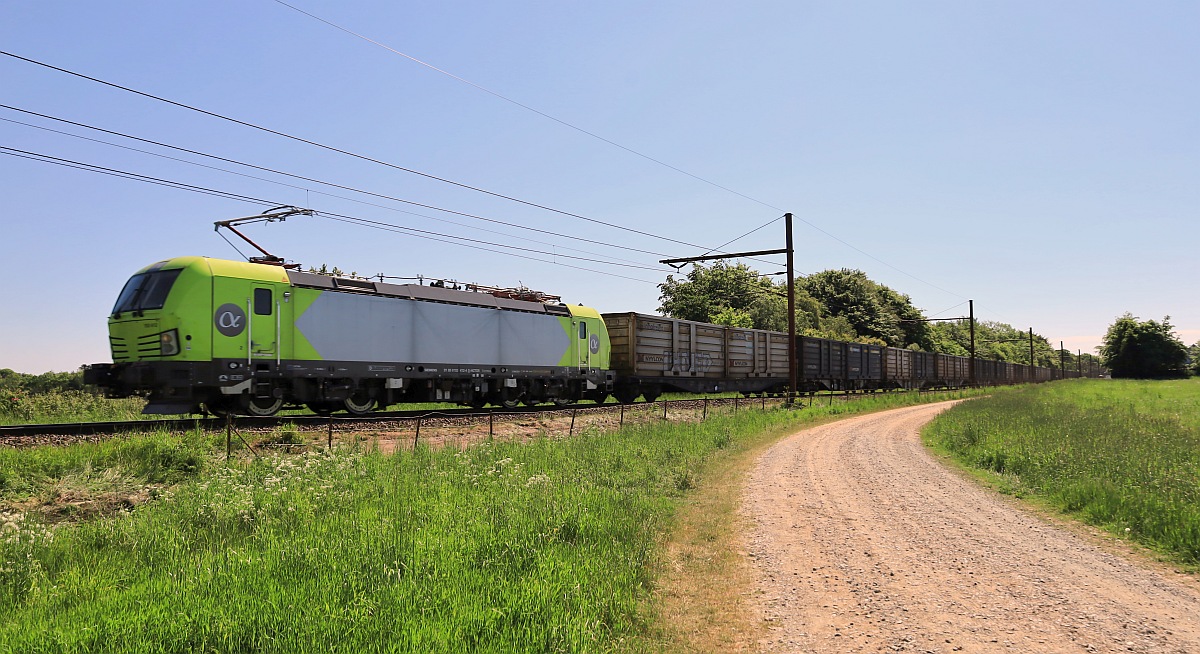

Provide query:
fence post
left=327, top=415, right=333, bottom=450
left=489, top=411, right=494, bottom=438
left=620, top=403, right=625, bottom=427
left=413, top=417, right=422, bottom=449
left=570, top=408, right=577, bottom=437
left=702, top=397, right=708, bottom=421
left=225, top=414, right=232, bottom=460
left=662, top=400, right=668, bottom=420
left=734, top=396, right=739, bottom=414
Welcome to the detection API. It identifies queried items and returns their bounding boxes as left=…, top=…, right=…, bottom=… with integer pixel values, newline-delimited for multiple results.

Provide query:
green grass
left=0, top=390, right=148, bottom=426
left=1, top=387, right=982, bottom=653
left=924, top=378, right=1200, bottom=565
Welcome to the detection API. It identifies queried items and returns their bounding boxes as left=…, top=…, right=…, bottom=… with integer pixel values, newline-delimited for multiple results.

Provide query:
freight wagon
left=602, top=312, right=790, bottom=403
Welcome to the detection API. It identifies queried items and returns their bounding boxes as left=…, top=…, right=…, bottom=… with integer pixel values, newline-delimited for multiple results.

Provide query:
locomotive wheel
left=243, top=396, right=284, bottom=417
left=614, top=388, right=639, bottom=405
left=306, top=402, right=336, bottom=416
left=343, top=392, right=377, bottom=415
left=522, top=398, right=541, bottom=407
left=551, top=397, right=572, bottom=407
left=203, top=399, right=232, bottom=417
left=501, top=398, right=522, bottom=409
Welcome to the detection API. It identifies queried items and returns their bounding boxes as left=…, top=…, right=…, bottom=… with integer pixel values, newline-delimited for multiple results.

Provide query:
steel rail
left=0, top=398, right=714, bottom=441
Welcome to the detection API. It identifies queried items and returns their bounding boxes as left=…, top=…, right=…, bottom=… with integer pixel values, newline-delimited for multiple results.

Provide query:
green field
left=924, top=378, right=1200, bottom=565
left=1, top=388, right=981, bottom=653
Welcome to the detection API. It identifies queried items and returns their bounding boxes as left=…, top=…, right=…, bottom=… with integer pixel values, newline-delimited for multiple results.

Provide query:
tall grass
left=1, top=387, right=979, bottom=653
left=924, top=379, right=1200, bottom=564
left=0, top=390, right=147, bottom=425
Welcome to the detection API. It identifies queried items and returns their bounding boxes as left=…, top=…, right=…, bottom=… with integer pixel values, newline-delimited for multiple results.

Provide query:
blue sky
left=2, top=1, right=1197, bottom=373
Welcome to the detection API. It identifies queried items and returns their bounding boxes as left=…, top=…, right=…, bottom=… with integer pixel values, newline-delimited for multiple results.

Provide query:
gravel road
left=742, top=401, right=1200, bottom=653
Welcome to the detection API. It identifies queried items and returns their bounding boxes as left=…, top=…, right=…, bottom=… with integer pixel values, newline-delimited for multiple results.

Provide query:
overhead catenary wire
left=313, top=210, right=677, bottom=274
left=268, top=0, right=789, bottom=215
left=318, top=215, right=658, bottom=285
left=255, top=5, right=969, bottom=299
left=0, top=144, right=665, bottom=283
left=0, top=112, right=663, bottom=269
left=0, top=104, right=676, bottom=262
left=701, top=215, right=785, bottom=257
left=0, top=49, right=781, bottom=261
left=3, top=50, right=977, bottom=301
left=0, top=147, right=277, bottom=205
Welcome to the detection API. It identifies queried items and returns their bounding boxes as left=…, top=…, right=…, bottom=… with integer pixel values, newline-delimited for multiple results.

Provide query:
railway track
left=0, top=389, right=963, bottom=447
left=0, top=397, right=765, bottom=445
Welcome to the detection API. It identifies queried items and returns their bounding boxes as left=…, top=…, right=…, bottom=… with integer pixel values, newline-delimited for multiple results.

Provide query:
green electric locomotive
left=85, top=256, right=613, bottom=415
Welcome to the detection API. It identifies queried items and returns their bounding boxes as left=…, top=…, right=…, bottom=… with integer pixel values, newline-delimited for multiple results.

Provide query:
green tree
left=1099, top=314, right=1188, bottom=378
left=658, top=262, right=822, bottom=332
left=0, top=368, right=89, bottom=394
left=799, top=269, right=932, bottom=349
left=709, top=306, right=754, bottom=328
left=929, top=320, right=1061, bottom=366
left=1187, top=341, right=1200, bottom=376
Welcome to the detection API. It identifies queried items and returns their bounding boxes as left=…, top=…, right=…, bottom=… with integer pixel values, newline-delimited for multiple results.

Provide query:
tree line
left=658, top=262, right=1189, bottom=379
left=0, top=368, right=89, bottom=394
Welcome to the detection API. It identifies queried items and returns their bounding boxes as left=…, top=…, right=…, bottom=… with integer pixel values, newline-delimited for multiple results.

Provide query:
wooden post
left=702, top=397, right=708, bottom=421
left=327, top=415, right=333, bottom=450
left=414, top=417, right=422, bottom=449
left=570, top=409, right=577, bottom=436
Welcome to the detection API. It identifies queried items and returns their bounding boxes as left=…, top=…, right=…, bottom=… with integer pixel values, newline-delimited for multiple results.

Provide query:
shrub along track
left=741, top=402, right=1200, bottom=653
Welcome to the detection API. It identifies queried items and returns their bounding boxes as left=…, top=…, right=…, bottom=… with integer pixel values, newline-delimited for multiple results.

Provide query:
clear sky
left=2, top=1, right=1197, bottom=373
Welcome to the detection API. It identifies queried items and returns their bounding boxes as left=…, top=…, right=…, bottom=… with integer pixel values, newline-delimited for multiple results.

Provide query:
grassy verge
left=2, top=388, right=982, bottom=653
left=923, top=378, right=1200, bottom=567
left=0, top=390, right=148, bottom=425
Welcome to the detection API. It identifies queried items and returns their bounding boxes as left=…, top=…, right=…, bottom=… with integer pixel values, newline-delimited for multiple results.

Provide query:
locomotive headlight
left=160, top=329, right=180, bottom=356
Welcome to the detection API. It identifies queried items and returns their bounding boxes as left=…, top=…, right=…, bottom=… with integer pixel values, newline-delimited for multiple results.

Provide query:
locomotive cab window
left=254, top=288, right=273, bottom=315
left=111, top=269, right=182, bottom=315
left=579, top=322, right=587, bottom=339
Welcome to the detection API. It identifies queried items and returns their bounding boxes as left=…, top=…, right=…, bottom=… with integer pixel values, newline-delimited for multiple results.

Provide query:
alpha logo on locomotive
left=214, top=303, right=246, bottom=337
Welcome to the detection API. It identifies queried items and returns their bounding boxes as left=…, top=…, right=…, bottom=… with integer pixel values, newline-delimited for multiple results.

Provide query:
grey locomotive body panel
left=295, top=290, right=570, bottom=367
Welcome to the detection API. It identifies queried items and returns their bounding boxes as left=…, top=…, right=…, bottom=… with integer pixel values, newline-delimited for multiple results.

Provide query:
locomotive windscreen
left=111, top=269, right=182, bottom=316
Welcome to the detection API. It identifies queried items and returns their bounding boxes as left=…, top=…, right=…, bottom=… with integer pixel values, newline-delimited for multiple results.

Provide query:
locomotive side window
left=579, top=322, right=587, bottom=339
left=111, top=269, right=182, bottom=315
left=253, top=288, right=273, bottom=315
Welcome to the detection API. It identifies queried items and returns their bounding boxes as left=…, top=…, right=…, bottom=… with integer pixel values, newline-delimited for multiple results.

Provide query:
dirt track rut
left=742, top=402, right=1200, bottom=653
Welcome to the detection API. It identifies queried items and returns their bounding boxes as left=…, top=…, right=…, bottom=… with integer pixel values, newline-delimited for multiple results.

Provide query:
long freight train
left=84, top=256, right=1101, bottom=415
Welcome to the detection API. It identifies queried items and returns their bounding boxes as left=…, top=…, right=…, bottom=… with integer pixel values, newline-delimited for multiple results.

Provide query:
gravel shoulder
left=742, top=401, right=1200, bottom=653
